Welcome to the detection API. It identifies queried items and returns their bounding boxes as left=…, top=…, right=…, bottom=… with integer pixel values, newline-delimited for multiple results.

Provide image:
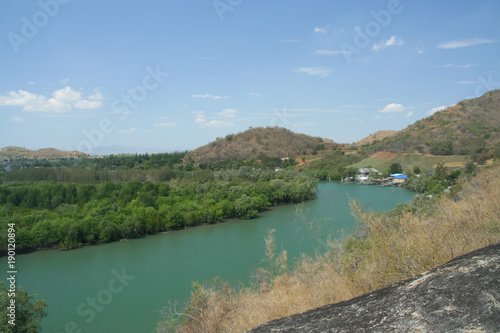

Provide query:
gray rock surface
left=248, top=243, right=500, bottom=333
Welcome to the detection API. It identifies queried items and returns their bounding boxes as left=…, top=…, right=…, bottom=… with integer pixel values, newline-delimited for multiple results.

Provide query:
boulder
left=248, top=243, right=500, bottom=332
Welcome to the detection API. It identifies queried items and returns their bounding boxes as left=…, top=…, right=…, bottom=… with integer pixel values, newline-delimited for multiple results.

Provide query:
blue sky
left=1, top=0, right=499, bottom=154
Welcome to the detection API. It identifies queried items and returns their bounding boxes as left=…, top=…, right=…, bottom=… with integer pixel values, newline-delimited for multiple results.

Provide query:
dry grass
left=159, top=163, right=500, bottom=333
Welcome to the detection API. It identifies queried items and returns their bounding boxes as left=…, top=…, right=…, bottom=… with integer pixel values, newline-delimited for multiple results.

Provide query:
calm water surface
left=0, top=182, right=414, bottom=333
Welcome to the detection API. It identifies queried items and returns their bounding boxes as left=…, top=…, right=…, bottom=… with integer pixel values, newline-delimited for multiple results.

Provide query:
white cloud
left=0, top=87, right=103, bottom=112
left=88, top=92, right=103, bottom=101
left=194, top=110, right=236, bottom=128
left=279, top=39, right=300, bottom=43
left=191, top=94, right=229, bottom=100
left=313, top=25, right=328, bottom=34
left=315, top=50, right=347, bottom=55
left=417, top=49, right=424, bottom=54
left=204, top=120, right=234, bottom=128
left=217, top=108, right=237, bottom=118
left=155, top=122, right=177, bottom=128
left=295, top=67, right=333, bottom=77
left=52, top=86, right=81, bottom=103
left=428, top=105, right=447, bottom=115
left=11, top=116, right=23, bottom=123
left=32, top=98, right=72, bottom=112
left=379, top=103, right=406, bottom=113
left=116, top=128, right=137, bottom=134
left=444, top=63, right=478, bottom=68
left=0, top=90, right=39, bottom=106
left=437, top=38, right=494, bottom=49
left=74, top=100, right=103, bottom=109
left=406, top=111, right=413, bottom=117
left=373, top=36, right=404, bottom=51
left=60, top=78, right=69, bottom=85
left=28, top=81, right=35, bottom=85
left=246, top=92, right=261, bottom=96
left=193, top=111, right=206, bottom=124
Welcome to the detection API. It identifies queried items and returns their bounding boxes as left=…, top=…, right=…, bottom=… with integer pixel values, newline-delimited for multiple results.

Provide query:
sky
left=0, top=0, right=499, bottom=154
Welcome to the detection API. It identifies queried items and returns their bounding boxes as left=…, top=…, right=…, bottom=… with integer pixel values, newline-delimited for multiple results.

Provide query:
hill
left=0, top=146, right=87, bottom=161
left=185, top=127, right=336, bottom=164
left=355, top=130, right=398, bottom=146
left=367, top=90, right=500, bottom=159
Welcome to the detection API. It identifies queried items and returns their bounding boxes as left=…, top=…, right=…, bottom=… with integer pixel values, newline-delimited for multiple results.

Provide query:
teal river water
left=1, top=183, right=414, bottom=333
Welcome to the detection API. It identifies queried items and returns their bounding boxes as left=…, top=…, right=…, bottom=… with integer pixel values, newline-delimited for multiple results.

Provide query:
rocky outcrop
left=248, top=243, right=500, bottom=332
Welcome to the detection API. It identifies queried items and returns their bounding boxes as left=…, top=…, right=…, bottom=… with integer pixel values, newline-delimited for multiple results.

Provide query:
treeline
left=2, top=152, right=186, bottom=172
left=0, top=168, right=317, bottom=254
left=403, top=162, right=477, bottom=195
left=0, top=153, right=302, bottom=184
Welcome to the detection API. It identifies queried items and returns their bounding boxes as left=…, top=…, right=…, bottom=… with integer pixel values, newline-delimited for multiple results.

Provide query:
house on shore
left=356, top=168, right=380, bottom=183
left=391, top=173, right=408, bottom=184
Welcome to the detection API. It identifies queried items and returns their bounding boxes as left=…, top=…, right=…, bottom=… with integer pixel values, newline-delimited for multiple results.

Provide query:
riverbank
left=1, top=182, right=414, bottom=333
left=0, top=169, right=318, bottom=256
left=165, top=163, right=500, bottom=333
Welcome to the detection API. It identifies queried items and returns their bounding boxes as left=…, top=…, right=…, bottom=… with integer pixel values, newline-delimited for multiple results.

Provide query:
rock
left=452, top=191, right=462, bottom=202
left=247, top=243, right=500, bottom=333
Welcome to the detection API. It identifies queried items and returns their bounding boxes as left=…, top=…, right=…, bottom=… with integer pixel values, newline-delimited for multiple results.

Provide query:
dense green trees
left=403, top=162, right=477, bottom=195
left=0, top=168, right=317, bottom=254
left=0, top=282, right=47, bottom=333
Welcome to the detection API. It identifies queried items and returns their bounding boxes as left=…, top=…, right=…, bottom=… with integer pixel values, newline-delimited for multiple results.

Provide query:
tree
left=343, top=167, right=358, bottom=179
left=434, top=163, right=447, bottom=182
left=0, top=282, right=47, bottom=333
left=413, top=166, right=421, bottom=175
left=464, top=162, right=477, bottom=176
left=390, top=163, right=403, bottom=174
left=235, top=195, right=259, bottom=219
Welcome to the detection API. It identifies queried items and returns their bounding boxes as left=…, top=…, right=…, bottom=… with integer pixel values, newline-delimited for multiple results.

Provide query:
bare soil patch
left=369, top=151, right=399, bottom=159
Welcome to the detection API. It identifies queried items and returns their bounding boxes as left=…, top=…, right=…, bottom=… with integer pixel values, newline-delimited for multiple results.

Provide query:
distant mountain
left=185, top=127, right=336, bottom=163
left=367, top=90, right=500, bottom=157
left=355, top=130, right=398, bottom=146
left=0, top=146, right=87, bottom=161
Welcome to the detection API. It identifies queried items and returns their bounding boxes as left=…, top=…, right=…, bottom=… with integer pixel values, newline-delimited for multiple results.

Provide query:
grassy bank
left=159, top=163, right=500, bottom=333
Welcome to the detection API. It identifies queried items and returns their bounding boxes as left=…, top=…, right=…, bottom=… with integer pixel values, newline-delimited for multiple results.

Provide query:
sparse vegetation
left=365, top=90, right=500, bottom=156
left=185, top=127, right=334, bottom=164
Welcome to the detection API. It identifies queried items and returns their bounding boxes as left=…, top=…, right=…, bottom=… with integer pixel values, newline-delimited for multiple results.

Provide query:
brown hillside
left=356, top=130, right=398, bottom=146
left=0, top=146, right=87, bottom=160
left=371, top=90, right=500, bottom=156
left=185, top=127, right=336, bottom=163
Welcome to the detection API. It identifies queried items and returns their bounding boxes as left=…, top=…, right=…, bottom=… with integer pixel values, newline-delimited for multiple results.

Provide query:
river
left=1, top=182, right=414, bottom=332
